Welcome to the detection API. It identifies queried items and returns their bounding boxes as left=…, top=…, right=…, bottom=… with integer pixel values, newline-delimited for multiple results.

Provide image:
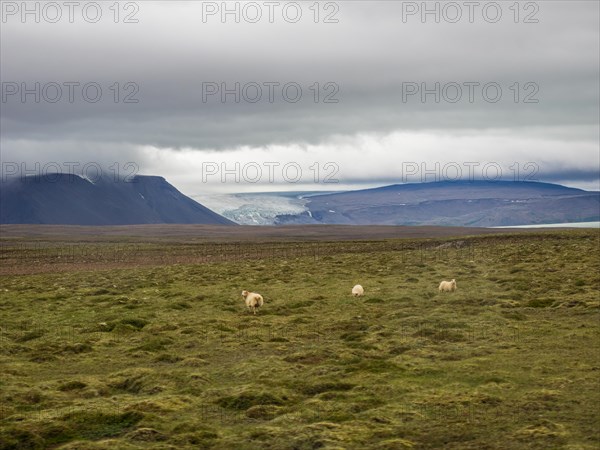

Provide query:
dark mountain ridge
left=0, top=173, right=235, bottom=225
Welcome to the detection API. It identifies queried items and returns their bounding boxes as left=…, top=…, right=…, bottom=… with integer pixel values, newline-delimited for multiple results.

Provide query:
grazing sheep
left=241, top=290, right=264, bottom=314
left=352, top=284, right=364, bottom=297
left=438, top=279, right=457, bottom=292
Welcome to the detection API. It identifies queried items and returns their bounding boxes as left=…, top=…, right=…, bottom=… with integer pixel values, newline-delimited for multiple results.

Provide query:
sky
left=1, top=0, right=599, bottom=194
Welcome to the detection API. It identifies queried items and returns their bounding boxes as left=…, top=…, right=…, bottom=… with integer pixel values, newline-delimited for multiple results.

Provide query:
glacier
left=192, top=192, right=314, bottom=225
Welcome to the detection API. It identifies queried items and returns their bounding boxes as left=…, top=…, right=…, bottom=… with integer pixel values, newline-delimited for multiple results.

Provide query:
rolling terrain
left=274, top=181, right=600, bottom=226
left=0, top=228, right=598, bottom=449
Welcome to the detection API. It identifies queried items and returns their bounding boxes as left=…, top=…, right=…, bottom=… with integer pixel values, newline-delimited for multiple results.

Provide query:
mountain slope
left=0, top=174, right=235, bottom=225
left=275, top=180, right=600, bottom=226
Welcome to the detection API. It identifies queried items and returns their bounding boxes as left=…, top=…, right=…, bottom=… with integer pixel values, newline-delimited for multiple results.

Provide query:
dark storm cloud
left=0, top=1, right=598, bottom=190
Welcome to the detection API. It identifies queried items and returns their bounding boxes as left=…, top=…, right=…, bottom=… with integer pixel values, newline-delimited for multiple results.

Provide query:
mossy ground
left=0, top=230, right=599, bottom=449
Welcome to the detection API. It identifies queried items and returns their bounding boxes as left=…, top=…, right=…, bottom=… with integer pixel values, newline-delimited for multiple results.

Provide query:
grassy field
left=0, top=230, right=599, bottom=449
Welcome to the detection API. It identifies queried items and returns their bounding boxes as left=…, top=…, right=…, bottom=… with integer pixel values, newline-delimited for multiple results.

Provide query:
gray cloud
left=1, top=1, right=598, bottom=190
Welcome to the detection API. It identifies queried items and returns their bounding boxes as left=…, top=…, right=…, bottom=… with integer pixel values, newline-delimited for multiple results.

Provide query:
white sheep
left=438, top=279, right=457, bottom=292
left=352, top=284, right=364, bottom=297
left=241, top=290, right=264, bottom=314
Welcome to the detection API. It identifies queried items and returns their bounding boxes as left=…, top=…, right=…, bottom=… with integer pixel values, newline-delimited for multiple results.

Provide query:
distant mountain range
left=0, top=174, right=235, bottom=225
left=274, top=180, right=600, bottom=227
left=2, top=176, right=598, bottom=227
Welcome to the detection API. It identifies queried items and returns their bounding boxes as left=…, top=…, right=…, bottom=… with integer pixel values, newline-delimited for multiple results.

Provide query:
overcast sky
left=1, top=1, right=598, bottom=194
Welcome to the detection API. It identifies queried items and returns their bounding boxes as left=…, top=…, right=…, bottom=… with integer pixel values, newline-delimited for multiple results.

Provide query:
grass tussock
left=0, top=230, right=598, bottom=448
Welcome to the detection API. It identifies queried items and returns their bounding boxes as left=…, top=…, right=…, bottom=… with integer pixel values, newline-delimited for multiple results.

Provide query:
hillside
left=275, top=181, right=600, bottom=226
left=0, top=174, right=235, bottom=226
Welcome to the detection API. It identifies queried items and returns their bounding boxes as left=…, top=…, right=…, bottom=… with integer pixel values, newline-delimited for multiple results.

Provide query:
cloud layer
left=1, top=1, right=598, bottom=193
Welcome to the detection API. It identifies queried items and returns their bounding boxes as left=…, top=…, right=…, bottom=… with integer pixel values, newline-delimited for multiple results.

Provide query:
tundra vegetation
left=0, top=229, right=598, bottom=449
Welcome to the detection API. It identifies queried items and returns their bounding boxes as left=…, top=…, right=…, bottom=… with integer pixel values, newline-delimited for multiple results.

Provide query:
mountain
left=0, top=174, right=236, bottom=225
left=274, top=180, right=600, bottom=227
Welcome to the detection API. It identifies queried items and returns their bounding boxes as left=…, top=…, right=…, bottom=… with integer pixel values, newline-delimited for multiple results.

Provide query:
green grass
left=0, top=230, right=599, bottom=449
